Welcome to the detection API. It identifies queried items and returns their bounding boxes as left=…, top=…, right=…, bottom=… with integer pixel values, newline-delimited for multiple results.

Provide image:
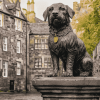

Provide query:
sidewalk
left=0, top=92, right=43, bottom=100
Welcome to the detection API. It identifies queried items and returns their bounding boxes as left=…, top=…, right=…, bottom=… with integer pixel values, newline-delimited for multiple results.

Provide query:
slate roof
left=29, top=23, right=49, bottom=34
left=0, top=0, right=27, bottom=21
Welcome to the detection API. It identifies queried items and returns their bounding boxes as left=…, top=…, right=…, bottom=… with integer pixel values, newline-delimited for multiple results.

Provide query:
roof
left=35, top=17, right=44, bottom=23
left=1, top=0, right=27, bottom=21
left=29, top=23, right=49, bottom=34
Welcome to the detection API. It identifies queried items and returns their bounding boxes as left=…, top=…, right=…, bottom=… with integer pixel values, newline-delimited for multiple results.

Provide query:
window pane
left=17, top=40, right=21, bottom=53
left=35, top=44, right=38, bottom=49
left=3, top=61, right=8, bottom=77
left=39, top=65, right=41, bottom=68
left=45, top=44, right=48, bottom=49
left=41, top=44, right=45, bottom=49
left=38, top=44, right=41, bottom=49
left=35, top=65, right=38, bottom=68
left=35, top=39, right=37, bottom=43
left=39, top=62, right=41, bottom=65
left=17, top=69, right=20, bottom=75
left=0, top=60, right=1, bottom=69
left=17, top=62, right=21, bottom=75
left=0, top=14, right=2, bottom=26
left=35, top=58, right=38, bottom=62
left=18, top=20, right=21, bottom=30
left=35, top=62, right=38, bottom=65
left=38, top=39, right=41, bottom=43
left=44, top=58, right=47, bottom=62
left=45, top=39, right=48, bottom=43
left=15, top=19, right=17, bottom=30
left=41, top=39, right=45, bottom=43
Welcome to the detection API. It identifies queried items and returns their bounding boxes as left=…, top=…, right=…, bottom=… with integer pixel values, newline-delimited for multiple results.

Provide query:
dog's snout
left=52, top=11, right=58, bottom=16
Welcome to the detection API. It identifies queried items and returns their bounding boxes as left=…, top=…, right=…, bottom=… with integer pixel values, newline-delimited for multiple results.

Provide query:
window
left=3, top=61, right=8, bottom=77
left=17, top=62, right=21, bottom=75
left=0, top=60, right=1, bottom=69
left=16, top=10, right=20, bottom=17
left=3, top=37, right=7, bottom=51
left=34, top=58, right=42, bottom=68
left=35, top=38, right=48, bottom=49
left=17, top=40, right=21, bottom=53
left=0, top=2, right=3, bottom=10
left=0, top=14, right=3, bottom=27
left=18, top=20, right=21, bottom=31
left=15, top=18, right=22, bottom=31
left=44, top=57, right=51, bottom=68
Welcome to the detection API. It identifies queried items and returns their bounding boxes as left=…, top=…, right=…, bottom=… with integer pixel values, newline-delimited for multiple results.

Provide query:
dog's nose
left=52, top=11, right=58, bottom=16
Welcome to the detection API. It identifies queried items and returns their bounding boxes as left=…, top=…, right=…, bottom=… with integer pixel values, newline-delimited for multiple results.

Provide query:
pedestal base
left=32, top=77, right=100, bottom=100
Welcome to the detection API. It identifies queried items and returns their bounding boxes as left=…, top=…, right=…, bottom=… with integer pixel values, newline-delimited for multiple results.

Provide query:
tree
left=73, top=0, right=100, bottom=56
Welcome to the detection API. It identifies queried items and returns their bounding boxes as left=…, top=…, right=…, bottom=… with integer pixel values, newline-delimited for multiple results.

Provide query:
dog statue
left=43, top=3, right=93, bottom=77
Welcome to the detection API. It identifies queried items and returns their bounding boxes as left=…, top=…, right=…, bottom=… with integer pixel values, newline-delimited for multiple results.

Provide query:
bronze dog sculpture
left=43, top=3, right=93, bottom=77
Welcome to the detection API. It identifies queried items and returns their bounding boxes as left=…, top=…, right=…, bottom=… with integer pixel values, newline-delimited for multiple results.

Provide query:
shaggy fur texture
left=43, top=3, right=93, bottom=77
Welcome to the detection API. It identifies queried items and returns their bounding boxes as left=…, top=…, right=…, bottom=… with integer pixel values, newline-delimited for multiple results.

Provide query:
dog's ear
left=66, top=5, right=75, bottom=19
left=43, top=7, right=49, bottom=21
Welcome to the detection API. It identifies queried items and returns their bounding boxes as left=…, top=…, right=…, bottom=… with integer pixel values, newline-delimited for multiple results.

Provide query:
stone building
left=93, top=41, right=100, bottom=77
left=29, top=23, right=53, bottom=79
left=22, top=0, right=43, bottom=23
left=0, top=0, right=29, bottom=92
left=29, top=23, right=64, bottom=83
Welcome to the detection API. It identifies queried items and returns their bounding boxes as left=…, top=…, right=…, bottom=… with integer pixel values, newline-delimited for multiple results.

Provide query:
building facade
left=0, top=0, right=29, bottom=92
left=29, top=23, right=64, bottom=83
left=29, top=23, right=53, bottom=79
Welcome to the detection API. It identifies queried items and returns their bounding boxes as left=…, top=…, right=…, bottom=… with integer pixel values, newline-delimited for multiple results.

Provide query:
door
left=10, top=80, right=14, bottom=91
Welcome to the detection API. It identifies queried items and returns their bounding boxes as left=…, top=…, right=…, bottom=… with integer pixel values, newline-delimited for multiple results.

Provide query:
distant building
left=93, top=41, right=100, bottom=77
left=29, top=23, right=63, bottom=81
left=22, top=0, right=43, bottom=23
left=71, top=0, right=93, bottom=37
left=0, top=0, right=30, bottom=92
left=29, top=23, right=53, bottom=78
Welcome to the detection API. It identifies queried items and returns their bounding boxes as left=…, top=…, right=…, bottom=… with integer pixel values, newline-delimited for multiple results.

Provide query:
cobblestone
left=0, top=93, right=43, bottom=100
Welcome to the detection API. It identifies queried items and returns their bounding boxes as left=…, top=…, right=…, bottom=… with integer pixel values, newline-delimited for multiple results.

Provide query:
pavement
left=0, top=92, right=43, bottom=100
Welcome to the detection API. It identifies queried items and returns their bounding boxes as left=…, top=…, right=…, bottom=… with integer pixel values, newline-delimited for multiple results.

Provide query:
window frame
left=34, top=57, right=42, bottom=68
left=15, top=18, right=22, bottom=31
left=0, top=13, right=3, bottom=27
left=34, top=38, right=48, bottom=50
left=44, top=57, right=51, bottom=68
left=17, top=62, right=21, bottom=75
left=17, top=40, right=21, bottom=53
left=2, top=61, right=8, bottom=77
left=3, top=37, right=7, bottom=51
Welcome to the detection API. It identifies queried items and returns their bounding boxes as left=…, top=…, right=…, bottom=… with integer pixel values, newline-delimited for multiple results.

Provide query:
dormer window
left=16, top=10, right=20, bottom=17
left=0, top=13, right=3, bottom=27
left=15, top=18, right=22, bottom=31
left=0, top=2, right=3, bottom=9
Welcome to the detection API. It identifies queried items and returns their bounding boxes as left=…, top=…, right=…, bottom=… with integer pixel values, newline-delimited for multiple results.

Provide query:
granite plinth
left=32, top=77, right=100, bottom=100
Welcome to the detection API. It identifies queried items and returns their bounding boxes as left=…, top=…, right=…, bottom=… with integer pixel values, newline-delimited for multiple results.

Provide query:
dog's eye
left=49, top=7, right=53, bottom=11
left=59, top=7, right=65, bottom=11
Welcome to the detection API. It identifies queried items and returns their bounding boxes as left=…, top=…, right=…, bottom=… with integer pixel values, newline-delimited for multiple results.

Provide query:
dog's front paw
left=80, top=72, right=89, bottom=77
left=61, top=72, right=73, bottom=77
left=46, top=72, right=57, bottom=77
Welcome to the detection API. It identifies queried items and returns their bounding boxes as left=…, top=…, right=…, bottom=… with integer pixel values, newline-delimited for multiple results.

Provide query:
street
left=0, top=93, right=43, bottom=100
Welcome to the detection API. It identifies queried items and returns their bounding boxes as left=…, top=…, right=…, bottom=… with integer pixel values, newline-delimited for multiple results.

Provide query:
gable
left=0, top=0, right=27, bottom=21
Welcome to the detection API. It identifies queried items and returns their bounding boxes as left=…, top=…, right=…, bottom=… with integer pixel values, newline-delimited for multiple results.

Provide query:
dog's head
left=43, top=3, right=75, bottom=29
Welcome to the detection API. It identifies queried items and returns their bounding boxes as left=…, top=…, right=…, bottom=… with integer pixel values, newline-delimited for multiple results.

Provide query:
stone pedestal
left=32, top=77, right=100, bottom=100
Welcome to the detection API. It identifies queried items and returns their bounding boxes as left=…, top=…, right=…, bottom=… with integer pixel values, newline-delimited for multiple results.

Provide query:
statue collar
left=49, top=24, right=73, bottom=37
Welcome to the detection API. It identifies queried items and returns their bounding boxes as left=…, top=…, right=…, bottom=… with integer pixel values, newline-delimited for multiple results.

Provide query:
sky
left=21, top=0, right=80, bottom=21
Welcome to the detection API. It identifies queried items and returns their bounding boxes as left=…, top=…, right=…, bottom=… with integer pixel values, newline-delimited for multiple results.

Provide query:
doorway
left=10, top=80, right=14, bottom=92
